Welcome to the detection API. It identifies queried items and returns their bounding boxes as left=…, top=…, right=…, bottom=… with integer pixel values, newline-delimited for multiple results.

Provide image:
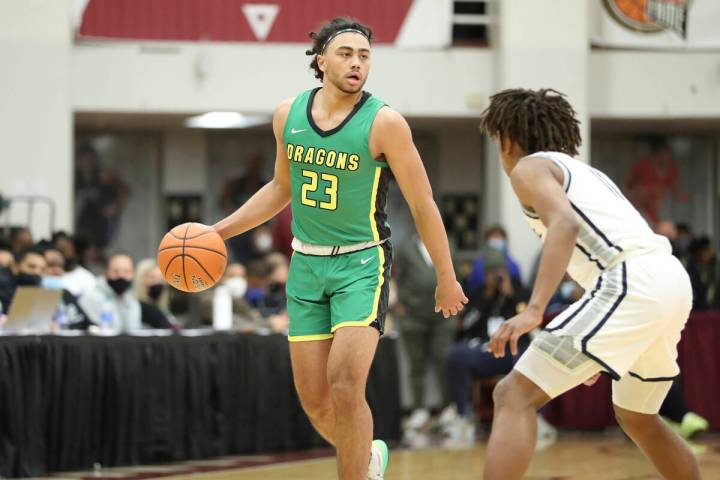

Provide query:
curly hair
left=479, top=88, right=582, bottom=156
left=305, top=17, right=373, bottom=82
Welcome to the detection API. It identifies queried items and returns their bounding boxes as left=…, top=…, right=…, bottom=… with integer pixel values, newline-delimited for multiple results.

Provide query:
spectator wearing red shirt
left=624, top=138, right=687, bottom=226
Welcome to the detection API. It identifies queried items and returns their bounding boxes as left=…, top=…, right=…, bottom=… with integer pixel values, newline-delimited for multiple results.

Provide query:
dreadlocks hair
left=305, top=17, right=373, bottom=82
left=479, top=88, right=582, bottom=157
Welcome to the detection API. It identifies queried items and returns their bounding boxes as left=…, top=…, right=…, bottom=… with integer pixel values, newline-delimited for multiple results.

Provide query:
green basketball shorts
left=286, top=242, right=392, bottom=342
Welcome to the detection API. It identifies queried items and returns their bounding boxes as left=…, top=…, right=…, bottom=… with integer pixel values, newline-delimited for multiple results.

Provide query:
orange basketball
left=157, top=222, right=227, bottom=292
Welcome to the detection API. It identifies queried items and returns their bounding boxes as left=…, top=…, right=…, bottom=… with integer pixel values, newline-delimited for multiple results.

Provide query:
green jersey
left=284, top=88, right=391, bottom=246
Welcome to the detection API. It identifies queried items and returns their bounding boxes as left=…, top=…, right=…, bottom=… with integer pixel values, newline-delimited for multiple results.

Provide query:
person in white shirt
left=79, top=252, right=141, bottom=332
left=478, top=88, right=699, bottom=480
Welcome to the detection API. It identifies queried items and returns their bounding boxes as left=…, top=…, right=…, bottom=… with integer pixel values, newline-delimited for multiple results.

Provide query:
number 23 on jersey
left=301, top=169, right=338, bottom=211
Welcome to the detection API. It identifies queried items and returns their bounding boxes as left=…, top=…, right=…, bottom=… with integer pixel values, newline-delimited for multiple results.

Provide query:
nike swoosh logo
left=291, top=128, right=307, bottom=134
left=361, top=257, right=372, bottom=265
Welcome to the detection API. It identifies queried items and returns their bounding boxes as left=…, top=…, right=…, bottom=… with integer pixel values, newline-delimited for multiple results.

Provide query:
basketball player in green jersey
left=213, top=17, right=467, bottom=479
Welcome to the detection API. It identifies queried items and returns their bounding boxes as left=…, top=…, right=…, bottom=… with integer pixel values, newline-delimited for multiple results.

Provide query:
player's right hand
left=488, top=309, right=542, bottom=358
left=434, top=280, right=468, bottom=318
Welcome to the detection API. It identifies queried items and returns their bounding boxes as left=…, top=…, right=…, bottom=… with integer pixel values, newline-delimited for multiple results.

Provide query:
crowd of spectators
left=394, top=220, right=718, bottom=449
left=0, top=225, right=290, bottom=335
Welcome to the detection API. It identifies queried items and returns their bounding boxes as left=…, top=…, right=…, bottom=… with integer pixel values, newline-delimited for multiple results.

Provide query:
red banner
left=78, top=0, right=414, bottom=43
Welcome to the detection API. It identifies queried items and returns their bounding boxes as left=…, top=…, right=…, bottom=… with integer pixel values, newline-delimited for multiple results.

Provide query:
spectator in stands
left=546, top=275, right=584, bottom=316
left=9, top=227, right=33, bottom=254
left=52, top=231, right=97, bottom=296
left=74, top=144, right=129, bottom=251
left=675, top=222, right=694, bottom=265
left=41, top=246, right=92, bottom=329
left=623, top=137, right=688, bottom=227
left=466, top=225, right=522, bottom=292
left=443, top=249, right=530, bottom=447
left=264, top=252, right=288, bottom=314
left=394, top=233, right=456, bottom=445
left=134, top=258, right=175, bottom=329
left=79, top=252, right=144, bottom=331
left=0, top=241, right=14, bottom=269
left=244, top=258, right=273, bottom=315
left=219, top=153, right=268, bottom=263
left=0, top=246, right=46, bottom=312
left=686, top=236, right=719, bottom=310
left=200, top=262, right=259, bottom=329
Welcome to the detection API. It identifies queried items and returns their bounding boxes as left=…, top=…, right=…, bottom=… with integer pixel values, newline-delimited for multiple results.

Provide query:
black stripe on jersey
left=374, top=168, right=392, bottom=241
left=589, top=168, right=623, bottom=199
left=575, top=242, right=606, bottom=270
left=627, top=371, right=678, bottom=382
left=306, top=87, right=371, bottom=138
left=545, top=275, right=603, bottom=333
left=581, top=262, right=627, bottom=381
left=570, top=202, right=623, bottom=253
left=368, top=241, right=393, bottom=336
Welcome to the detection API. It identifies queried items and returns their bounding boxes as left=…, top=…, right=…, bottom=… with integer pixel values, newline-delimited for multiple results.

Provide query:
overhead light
left=185, top=112, right=270, bottom=129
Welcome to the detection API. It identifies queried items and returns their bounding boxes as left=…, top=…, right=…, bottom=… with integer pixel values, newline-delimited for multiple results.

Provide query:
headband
left=321, top=28, right=370, bottom=53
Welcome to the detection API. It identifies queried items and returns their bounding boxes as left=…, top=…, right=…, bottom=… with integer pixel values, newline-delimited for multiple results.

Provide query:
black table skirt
left=0, top=334, right=401, bottom=477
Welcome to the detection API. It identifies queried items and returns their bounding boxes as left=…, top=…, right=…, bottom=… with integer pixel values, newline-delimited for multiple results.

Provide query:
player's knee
left=299, top=391, right=332, bottom=419
left=328, top=370, right=364, bottom=405
left=492, top=375, right=522, bottom=409
left=613, top=405, right=657, bottom=435
left=492, top=372, right=544, bottom=410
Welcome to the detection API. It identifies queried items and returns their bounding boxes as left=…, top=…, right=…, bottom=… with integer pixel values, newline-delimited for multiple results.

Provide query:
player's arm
left=213, top=99, right=293, bottom=240
left=489, top=157, right=579, bottom=357
left=371, top=108, right=467, bottom=318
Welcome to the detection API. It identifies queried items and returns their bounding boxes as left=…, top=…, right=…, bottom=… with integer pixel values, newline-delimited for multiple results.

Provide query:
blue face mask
left=487, top=237, right=507, bottom=252
left=559, top=281, right=575, bottom=300
left=41, top=276, right=64, bottom=290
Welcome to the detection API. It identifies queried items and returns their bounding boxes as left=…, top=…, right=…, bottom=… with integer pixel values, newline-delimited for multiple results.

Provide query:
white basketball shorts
left=515, top=252, right=692, bottom=414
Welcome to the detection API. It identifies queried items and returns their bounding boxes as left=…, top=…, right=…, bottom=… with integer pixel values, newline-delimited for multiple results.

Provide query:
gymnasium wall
left=2, top=0, right=720, bottom=266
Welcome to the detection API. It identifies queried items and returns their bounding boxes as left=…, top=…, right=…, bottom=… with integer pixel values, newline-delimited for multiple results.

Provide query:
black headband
left=321, top=28, right=369, bottom=53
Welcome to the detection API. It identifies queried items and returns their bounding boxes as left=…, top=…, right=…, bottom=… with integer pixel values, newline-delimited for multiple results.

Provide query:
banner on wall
left=592, top=0, right=720, bottom=49
left=74, top=0, right=451, bottom=48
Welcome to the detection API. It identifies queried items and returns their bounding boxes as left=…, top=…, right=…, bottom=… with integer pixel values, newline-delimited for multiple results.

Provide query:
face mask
left=107, top=278, right=131, bottom=296
left=16, top=273, right=42, bottom=286
left=254, top=233, right=273, bottom=253
left=225, top=277, right=247, bottom=299
left=559, top=281, right=575, bottom=300
left=41, top=276, right=64, bottom=290
left=487, top=237, right=506, bottom=252
left=268, top=281, right=284, bottom=295
left=148, top=283, right=164, bottom=301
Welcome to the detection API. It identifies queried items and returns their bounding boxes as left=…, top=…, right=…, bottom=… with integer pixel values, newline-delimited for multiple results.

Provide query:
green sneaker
left=367, top=439, right=389, bottom=479
left=680, top=412, right=709, bottom=439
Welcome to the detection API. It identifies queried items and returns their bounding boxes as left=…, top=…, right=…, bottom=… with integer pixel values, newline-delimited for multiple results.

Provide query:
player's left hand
left=434, top=280, right=468, bottom=318
left=488, top=309, right=543, bottom=358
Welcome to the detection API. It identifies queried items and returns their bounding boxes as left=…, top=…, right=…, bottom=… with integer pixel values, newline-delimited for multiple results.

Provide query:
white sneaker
left=404, top=408, right=431, bottom=430
left=436, top=404, right=459, bottom=427
left=402, top=427, right=430, bottom=449
left=442, top=415, right=476, bottom=449
left=367, top=439, right=389, bottom=479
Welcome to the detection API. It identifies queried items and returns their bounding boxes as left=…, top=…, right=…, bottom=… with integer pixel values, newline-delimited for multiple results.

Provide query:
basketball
left=157, top=222, right=227, bottom=292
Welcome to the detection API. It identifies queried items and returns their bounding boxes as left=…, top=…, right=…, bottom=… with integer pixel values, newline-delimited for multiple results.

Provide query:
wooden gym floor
left=47, top=434, right=720, bottom=480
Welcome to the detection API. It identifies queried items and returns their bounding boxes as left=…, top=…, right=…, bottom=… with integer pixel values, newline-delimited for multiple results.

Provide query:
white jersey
left=521, top=151, right=671, bottom=289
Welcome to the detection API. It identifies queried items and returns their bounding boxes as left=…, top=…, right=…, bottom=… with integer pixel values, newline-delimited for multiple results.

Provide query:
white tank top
left=521, top=151, right=671, bottom=289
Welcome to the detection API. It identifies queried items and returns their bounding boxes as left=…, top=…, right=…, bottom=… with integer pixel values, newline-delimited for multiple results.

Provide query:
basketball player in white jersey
left=479, top=89, right=701, bottom=479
